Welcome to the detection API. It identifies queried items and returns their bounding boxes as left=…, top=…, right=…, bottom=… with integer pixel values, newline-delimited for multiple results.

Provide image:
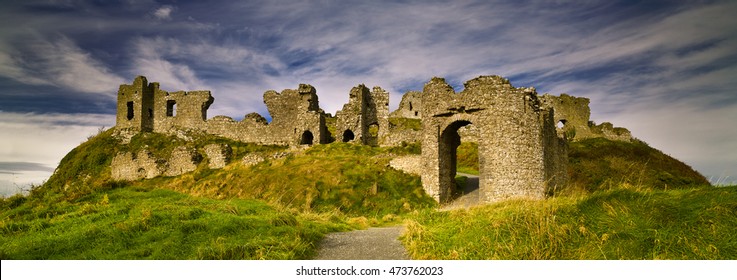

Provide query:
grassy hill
left=0, top=129, right=434, bottom=259
left=407, top=137, right=732, bottom=259
left=403, top=185, right=736, bottom=259
left=566, top=138, right=710, bottom=193
left=1, top=187, right=349, bottom=259
left=456, top=138, right=710, bottom=194
left=2, top=129, right=733, bottom=259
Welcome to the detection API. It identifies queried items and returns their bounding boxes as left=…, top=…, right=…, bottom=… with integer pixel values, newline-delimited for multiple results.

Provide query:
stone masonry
left=420, top=76, right=567, bottom=203
left=335, top=85, right=389, bottom=146
left=540, top=93, right=632, bottom=141
left=389, top=91, right=422, bottom=119
left=116, top=76, right=328, bottom=146
left=112, top=74, right=628, bottom=204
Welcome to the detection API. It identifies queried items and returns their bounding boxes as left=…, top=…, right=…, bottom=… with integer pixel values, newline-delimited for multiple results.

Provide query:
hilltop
left=2, top=126, right=728, bottom=259
left=1, top=74, right=731, bottom=259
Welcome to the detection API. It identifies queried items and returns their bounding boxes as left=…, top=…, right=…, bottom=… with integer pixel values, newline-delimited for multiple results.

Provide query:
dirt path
left=314, top=225, right=410, bottom=260
left=441, top=172, right=481, bottom=211
left=314, top=173, right=481, bottom=259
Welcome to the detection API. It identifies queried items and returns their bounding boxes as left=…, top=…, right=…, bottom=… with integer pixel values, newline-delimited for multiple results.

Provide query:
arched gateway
left=420, top=76, right=568, bottom=203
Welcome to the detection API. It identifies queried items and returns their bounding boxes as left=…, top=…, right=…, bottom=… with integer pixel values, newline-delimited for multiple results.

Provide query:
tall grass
left=146, top=142, right=436, bottom=217
left=402, top=184, right=737, bottom=259
left=567, top=138, right=710, bottom=193
left=0, top=187, right=350, bottom=259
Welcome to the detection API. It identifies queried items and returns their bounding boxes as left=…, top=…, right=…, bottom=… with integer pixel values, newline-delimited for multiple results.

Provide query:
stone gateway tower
left=420, top=76, right=567, bottom=203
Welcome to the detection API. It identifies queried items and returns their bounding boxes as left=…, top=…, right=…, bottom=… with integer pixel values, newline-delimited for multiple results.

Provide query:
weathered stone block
left=204, top=143, right=232, bottom=169
left=241, top=154, right=265, bottom=167
left=110, top=150, right=164, bottom=181
left=164, top=146, right=201, bottom=176
left=389, top=155, right=423, bottom=176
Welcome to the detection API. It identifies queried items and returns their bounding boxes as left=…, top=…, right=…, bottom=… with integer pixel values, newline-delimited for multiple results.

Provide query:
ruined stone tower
left=115, top=76, right=213, bottom=134
left=116, top=76, right=155, bottom=132
left=335, top=84, right=389, bottom=146
left=390, top=91, right=422, bottom=119
left=262, top=84, right=329, bottom=145
left=115, top=76, right=329, bottom=146
left=420, top=76, right=567, bottom=203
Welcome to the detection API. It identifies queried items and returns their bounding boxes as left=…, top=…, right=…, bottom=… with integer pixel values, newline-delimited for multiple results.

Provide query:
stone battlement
left=113, top=75, right=631, bottom=204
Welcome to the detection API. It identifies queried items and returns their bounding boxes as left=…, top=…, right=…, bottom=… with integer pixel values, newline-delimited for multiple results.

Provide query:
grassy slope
left=456, top=142, right=479, bottom=175
left=567, top=138, right=710, bottom=193
left=0, top=130, right=435, bottom=259
left=2, top=129, right=729, bottom=260
left=141, top=142, right=435, bottom=217
left=403, top=185, right=737, bottom=259
left=408, top=137, right=730, bottom=259
left=455, top=138, right=710, bottom=193
left=1, top=187, right=348, bottom=259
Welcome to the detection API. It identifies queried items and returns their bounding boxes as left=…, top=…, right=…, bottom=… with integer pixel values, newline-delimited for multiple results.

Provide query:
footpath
left=315, top=173, right=481, bottom=259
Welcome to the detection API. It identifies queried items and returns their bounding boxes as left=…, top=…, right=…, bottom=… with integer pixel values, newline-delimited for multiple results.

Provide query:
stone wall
left=204, top=144, right=231, bottom=169
left=153, top=90, right=213, bottom=134
left=111, top=150, right=163, bottom=181
left=116, top=76, right=328, bottom=146
left=382, top=128, right=422, bottom=147
left=389, top=155, right=423, bottom=176
left=111, top=144, right=231, bottom=181
left=335, top=85, right=389, bottom=146
left=420, top=76, right=566, bottom=203
left=164, top=146, right=201, bottom=176
left=389, top=91, right=422, bottom=119
left=540, top=93, right=631, bottom=142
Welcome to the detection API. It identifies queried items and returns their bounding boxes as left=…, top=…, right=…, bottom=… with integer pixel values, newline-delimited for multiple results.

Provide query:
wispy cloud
left=0, top=111, right=114, bottom=165
left=0, top=0, right=735, bottom=189
left=0, top=36, right=125, bottom=95
left=0, top=162, right=55, bottom=173
left=154, top=5, right=174, bottom=20
left=0, top=111, right=115, bottom=195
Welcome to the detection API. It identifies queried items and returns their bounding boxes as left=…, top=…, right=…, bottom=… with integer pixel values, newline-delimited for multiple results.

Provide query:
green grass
left=0, top=187, right=350, bottom=259
left=567, top=138, right=710, bottom=193
left=402, top=184, right=737, bottom=259
left=0, top=130, right=436, bottom=259
left=456, top=142, right=479, bottom=175
left=147, top=142, right=436, bottom=217
left=6, top=129, right=726, bottom=260
left=389, top=117, right=422, bottom=131
left=454, top=138, right=710, bottom=193
left=36, top=129, right=287, bottom=202
left=43, top=130, right=433, bottom=219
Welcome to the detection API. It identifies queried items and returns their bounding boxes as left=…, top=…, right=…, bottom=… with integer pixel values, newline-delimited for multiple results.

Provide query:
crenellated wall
left=116, top=77, right=328, bottom=146
left=110, top=75, right=647, bottom=204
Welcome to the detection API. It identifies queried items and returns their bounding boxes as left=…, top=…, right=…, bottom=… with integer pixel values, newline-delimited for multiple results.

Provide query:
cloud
left=0, top=36, right=125, bottom=95
left=154, top=5, right=174, bottom=20
left=0, top=111, right=116, bottom=196
left=128, top=37, right=291, bottom=117
left=0, top=162, right=55, bottom=173
left=0, top=111, right=115, bottom=181
left=1, top=0, right=735, bottom=189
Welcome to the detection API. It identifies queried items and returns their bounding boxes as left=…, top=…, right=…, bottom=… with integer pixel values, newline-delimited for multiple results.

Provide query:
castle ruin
left=113, top=75, right=631, bottom=204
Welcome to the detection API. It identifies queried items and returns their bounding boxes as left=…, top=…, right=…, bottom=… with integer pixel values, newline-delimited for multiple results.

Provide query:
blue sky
left=1, top=0, right=736, bottom=195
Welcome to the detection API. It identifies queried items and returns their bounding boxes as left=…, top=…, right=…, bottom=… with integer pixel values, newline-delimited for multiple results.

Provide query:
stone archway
left=424, top=113, right=482, bottom=203
left=342, top=129, right=355, bottom=142
left=300, top=130, right=314, bottom=145
left=420, top=76, right=566, bottom=204
left=438, top=119, right=474, bottom=202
